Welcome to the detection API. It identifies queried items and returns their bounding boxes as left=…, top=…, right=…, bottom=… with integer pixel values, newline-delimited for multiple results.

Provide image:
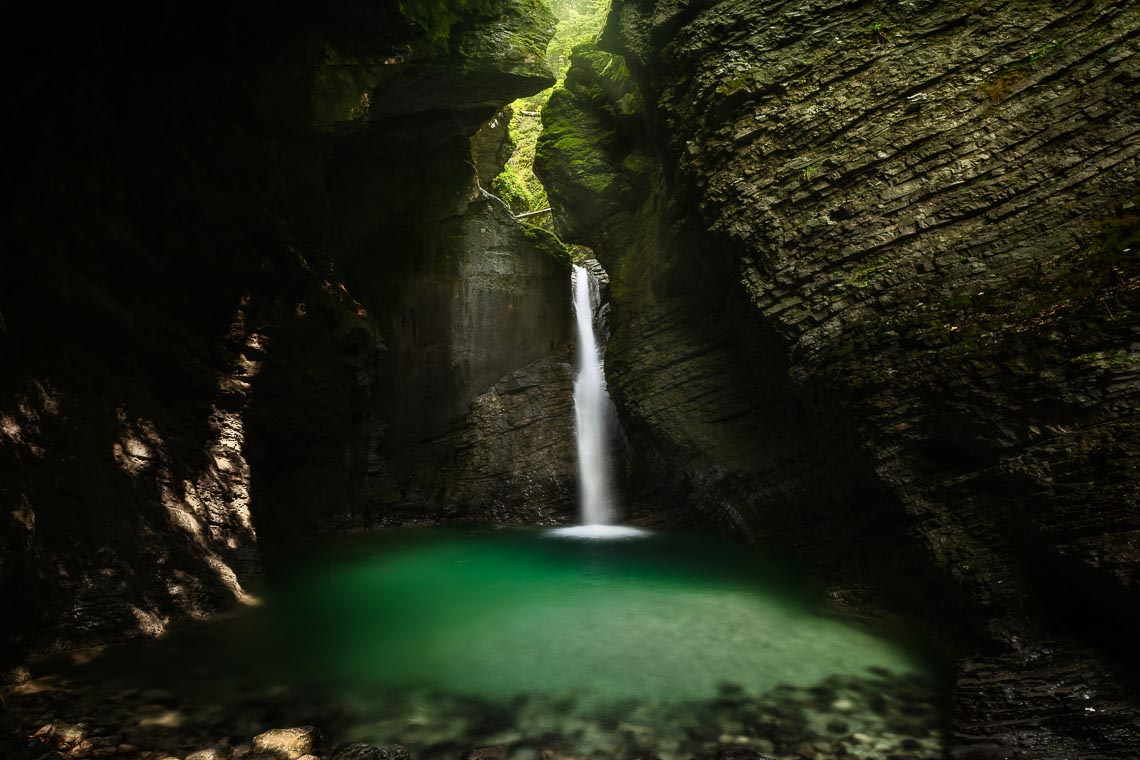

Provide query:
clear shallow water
left=15, top=528, right=948, bottom=759
left=271, top=528, right=922, bottom=701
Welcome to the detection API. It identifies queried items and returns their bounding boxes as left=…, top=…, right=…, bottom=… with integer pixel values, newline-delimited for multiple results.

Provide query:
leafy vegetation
left=491, top=165, right=535, bottom=214
left=493, top=0, right=611, bottom=225
left=857, top=21, right=890, bottom=44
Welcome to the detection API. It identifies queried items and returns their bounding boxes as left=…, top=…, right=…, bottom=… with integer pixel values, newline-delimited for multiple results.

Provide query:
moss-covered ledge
left=534, top=43, right=654, bottom=246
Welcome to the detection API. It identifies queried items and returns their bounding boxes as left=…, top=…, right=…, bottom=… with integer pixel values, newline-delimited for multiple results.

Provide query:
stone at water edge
left=463, top=746, right=507, bottom=760
left=185, top=747, right=233, bottom=760
left=252, top=726, right=319, bottom=759
left=716, top=750, right=776, bottom=759
left=331, top=742, right=411, bottom=760
left=1, top=665, right=31, bottom=685
left=34, top=721, right=88, bottom=749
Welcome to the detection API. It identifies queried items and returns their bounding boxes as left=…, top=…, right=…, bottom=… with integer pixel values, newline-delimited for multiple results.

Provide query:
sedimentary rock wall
left=537, top=0, right=1139, bottom=755
left=315, top=196, right=575, bottom=528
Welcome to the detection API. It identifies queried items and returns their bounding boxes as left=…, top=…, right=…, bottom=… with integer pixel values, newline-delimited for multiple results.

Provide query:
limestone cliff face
left=538, top=0, right=1139, bottom=755
left=322, top=197, right=575, bottom=528
left=0, top=0, right=572, bottom=655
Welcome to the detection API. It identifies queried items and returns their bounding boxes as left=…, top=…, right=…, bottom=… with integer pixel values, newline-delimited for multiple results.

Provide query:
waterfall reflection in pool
left=20, top=528, right=947, bottom=759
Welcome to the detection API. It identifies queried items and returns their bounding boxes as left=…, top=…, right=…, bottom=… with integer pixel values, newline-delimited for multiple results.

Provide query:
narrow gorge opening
left=487, top=0, right=610, bottom=226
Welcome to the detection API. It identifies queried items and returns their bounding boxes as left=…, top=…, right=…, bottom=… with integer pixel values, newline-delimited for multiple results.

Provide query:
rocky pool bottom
left=4, top=528, right=950, bottom=760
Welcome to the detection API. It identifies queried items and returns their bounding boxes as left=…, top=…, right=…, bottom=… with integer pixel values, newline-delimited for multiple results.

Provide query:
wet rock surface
left=252, top=727, right=319, bottom=760
left=251, top=194, right=575, bottom=536
left=435, top=355, right=577, bottom=524
left=348, top=197, right=574, bottom=527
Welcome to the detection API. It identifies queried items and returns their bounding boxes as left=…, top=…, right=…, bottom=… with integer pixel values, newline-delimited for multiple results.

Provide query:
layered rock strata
left=536, top=0, right=1139, bottom=755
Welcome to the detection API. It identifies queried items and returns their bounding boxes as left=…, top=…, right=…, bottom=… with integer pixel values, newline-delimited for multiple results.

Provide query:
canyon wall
left=0, top=0, right=574, bottom=657
left=536, top=0, right=1139, bottom=756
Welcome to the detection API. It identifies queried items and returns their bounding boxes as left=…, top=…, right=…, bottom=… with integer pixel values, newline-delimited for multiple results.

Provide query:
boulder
left=34, top=722, right=88, bottom=749
left=251, top=727, right=319, bottom=759
left=186, top=747, right=233, bottom=760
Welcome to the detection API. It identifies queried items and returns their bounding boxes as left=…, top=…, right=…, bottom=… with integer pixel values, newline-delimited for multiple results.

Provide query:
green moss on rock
left=518, top=221, right=573, bottom=265
left=534, top=44, right=649, bottom=245
left=452, top=0, right=558, bottom=77
left=398, top=0, right=501, bottom=43
left=562, top=44, right=644, bottom=121
left=492, top=165, right=535, bottom=214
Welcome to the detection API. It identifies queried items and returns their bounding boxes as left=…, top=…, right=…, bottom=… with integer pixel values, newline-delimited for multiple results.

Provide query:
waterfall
left=572, top=264, right=616, bottom=525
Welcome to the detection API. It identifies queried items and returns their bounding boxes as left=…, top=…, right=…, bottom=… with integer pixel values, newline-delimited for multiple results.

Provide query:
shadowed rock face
left=279, top=196, right=575, bottom=530
left=0, top=0, right=569, bottom=654
left=537, top=0, right=1139, bottom=755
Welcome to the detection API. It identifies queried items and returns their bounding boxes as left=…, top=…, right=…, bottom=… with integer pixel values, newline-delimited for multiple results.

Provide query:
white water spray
left=572, top=264, right=617, bottom=525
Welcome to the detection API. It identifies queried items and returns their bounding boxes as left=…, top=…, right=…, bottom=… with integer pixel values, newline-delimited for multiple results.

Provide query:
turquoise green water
left=23, top=528, right=947, bottom=759
left=266, top=527, right=923, bottom=701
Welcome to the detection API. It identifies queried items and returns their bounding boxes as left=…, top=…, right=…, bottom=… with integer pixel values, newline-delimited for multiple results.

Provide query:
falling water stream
left=571, top=264, right=616, bottom=525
